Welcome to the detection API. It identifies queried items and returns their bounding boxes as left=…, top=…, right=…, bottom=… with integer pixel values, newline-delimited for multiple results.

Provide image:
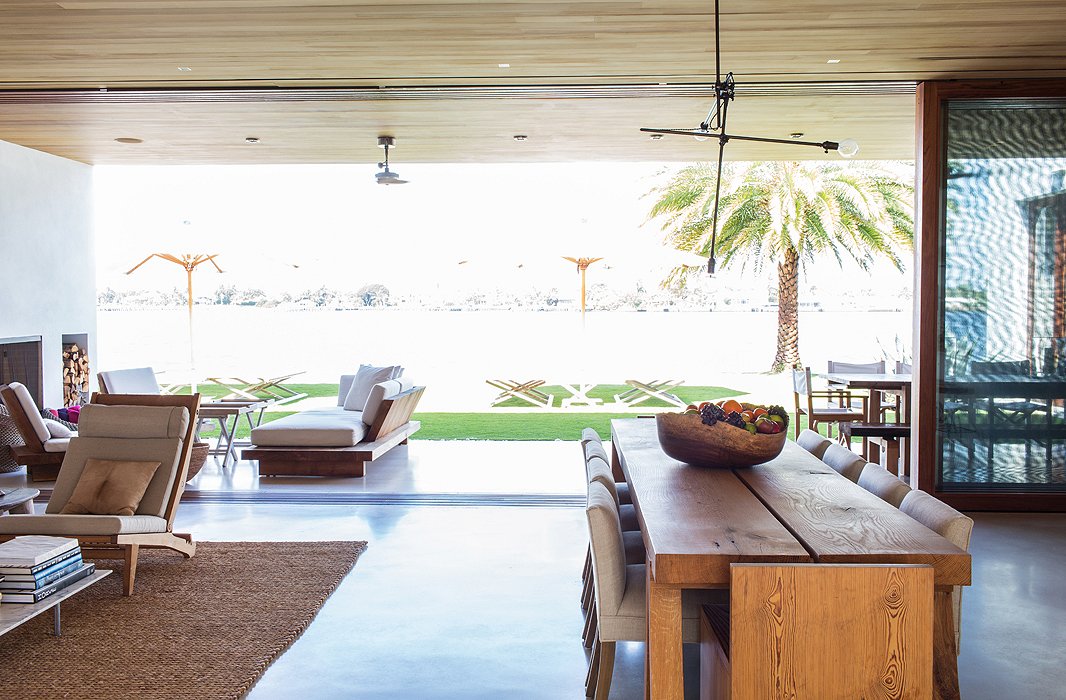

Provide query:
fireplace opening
left=0, top=336, right=43, bottom=405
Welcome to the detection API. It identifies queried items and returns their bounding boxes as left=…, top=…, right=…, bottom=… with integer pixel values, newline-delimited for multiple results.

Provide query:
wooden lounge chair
left=613, top=379, right=686, bottom=408
left=486, top=379, right=554, bottom=408
left=203, top=372, right=308, bottom=405
left=0, top=392, right=201, bottom=595
left=0, top=382, right=71, bottom=481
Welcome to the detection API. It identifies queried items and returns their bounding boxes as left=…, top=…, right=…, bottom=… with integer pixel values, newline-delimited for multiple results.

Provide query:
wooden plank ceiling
left=0, top=0, right=1064, bottom=164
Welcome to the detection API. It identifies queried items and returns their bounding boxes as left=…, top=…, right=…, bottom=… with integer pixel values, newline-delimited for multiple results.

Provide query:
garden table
left=827, top=371, right=912, bottom=461
left=610, top=418, right=970, bottom=700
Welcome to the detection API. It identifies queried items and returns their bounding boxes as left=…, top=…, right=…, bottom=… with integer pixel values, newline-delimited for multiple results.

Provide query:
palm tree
left=648, top=160, right=914, bottom=372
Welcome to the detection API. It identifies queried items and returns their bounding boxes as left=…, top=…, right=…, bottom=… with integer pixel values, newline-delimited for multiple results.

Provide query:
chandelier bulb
left=837, top=138, right=860, bottom=158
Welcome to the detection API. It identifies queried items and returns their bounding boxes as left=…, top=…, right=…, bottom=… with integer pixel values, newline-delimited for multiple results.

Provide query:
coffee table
left=0, top=569, right=111, bottom=637
left=0, top=488, right=39, bottom=515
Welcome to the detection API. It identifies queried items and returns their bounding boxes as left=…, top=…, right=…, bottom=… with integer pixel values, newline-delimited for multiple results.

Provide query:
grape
left=724, top=411, right=746, bottom=429
left=699, top=403, right=726, bottom=427
left=767, top=404, right=790, bottom=428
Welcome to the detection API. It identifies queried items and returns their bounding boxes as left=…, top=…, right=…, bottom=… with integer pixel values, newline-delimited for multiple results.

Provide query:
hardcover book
left=0, top=536, right=79, bottom=568
left=0, top=562, right=96, bottom=604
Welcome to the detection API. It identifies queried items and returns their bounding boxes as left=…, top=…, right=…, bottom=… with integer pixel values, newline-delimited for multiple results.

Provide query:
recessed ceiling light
left=177, top=66, right=192, bottom=71
left=498, top=63, right=510, bottom=68
left=649, top=134, right=664, bottom=140
left=789, top=132, right=804, bottom=139
left=513, top=134, right=528, bottom=142
left=245, top=137, right=260, bottom=144
left=114, top=137, right=142, bottom=144
left=826, top=58, right=841, bottom=64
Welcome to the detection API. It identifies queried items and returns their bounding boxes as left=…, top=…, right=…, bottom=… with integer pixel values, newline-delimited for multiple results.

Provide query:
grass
left=492, top=384, right=744, bottom=408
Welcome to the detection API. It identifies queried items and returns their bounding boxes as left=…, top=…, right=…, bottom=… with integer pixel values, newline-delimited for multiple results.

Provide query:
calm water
left=96, top=307, right=910, bottom=408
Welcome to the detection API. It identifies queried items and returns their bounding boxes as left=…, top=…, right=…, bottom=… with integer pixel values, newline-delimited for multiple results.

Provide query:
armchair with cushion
left=0, top=381, right=78, bottom=481
left=0, top=393, right=201, bottom=595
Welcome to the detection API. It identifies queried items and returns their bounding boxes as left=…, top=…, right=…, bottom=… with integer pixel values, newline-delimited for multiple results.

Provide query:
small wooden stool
left=841, top=422, right=911, bottom=476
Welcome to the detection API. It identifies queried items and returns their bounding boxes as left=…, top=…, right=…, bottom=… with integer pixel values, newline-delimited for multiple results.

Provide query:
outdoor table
left=196, top=402, right=267, bottom=468
left=827, top=372, right=912, bottom=461
left=610, top=418, right=970, bottom=700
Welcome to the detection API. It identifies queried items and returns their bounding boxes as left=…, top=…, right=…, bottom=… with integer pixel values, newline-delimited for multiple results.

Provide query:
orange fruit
left=752, top=407, right=768, bottom=419
left=721, top=399, right=744, bottom=415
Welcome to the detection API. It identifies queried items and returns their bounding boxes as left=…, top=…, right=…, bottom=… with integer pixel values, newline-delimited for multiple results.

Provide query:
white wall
left=0, top=139, right=95, bottom=407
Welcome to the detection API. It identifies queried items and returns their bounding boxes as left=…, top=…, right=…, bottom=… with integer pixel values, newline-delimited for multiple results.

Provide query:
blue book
left=1, top=562, right=96, bottom=603
left=0, top=545, right=81, bottom=575
left=0, top=555, right=84, bottom=589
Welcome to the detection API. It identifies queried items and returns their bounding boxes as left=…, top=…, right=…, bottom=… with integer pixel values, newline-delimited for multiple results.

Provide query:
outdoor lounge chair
left=486, top=379, right=554, bottom=408
left=203, top=372, right=308, bottom=405
left=0, top=392, right=200, bottom=595
left=0, top=382, right=73, bottom=481
left=613, top=379, right=686, bottom=408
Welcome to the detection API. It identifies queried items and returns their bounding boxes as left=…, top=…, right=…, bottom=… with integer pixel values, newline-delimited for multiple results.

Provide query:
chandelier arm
left=708, top=136, right=727, bottom=275
left=714, top=0, right=721, bottom=85
left=639, top=128, right=838, bottom=153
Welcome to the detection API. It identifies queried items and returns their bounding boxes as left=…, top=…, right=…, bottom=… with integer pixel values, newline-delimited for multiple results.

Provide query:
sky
left=93, top=161, right=913, bottom=301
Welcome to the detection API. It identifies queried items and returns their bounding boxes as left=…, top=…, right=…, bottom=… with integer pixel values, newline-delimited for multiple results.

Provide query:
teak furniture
left=827, top=371, right=913, bottom=468
left=486, top=379, right=554, bottom=408
left=610, top=418, right=971, bottom=700
left=0, top=382, right=70, bottom=481
left=243, top=386, right=424, bottom=477
left=613, top=379, right=686, bottom=409
left=0, top=488, right=39, bottom=515
left=791, top=367, right=867, bottom=441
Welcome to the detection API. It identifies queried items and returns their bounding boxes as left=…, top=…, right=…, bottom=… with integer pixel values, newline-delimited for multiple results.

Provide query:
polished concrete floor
left=6, top=441, right=1066, bottom=698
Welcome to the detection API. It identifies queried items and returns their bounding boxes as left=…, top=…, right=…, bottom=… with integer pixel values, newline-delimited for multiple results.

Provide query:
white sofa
left=243, top=373, right=424, bottom=477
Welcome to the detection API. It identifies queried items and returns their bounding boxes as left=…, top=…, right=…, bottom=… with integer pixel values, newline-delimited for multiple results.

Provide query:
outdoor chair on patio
left=0, top=393, right=201, bottom=595
left=486, top=379, right=554, bottom=408
left=791, top=367, right=866, bottom=441
left=203, top=372, right=308, bottom=405
left=613, top=379, right=686, bottom=409
left=0, top=381, right=75, bottom=481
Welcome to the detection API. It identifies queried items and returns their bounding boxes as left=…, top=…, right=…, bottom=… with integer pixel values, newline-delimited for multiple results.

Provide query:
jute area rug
left=0, top=540, right=368, bottom=700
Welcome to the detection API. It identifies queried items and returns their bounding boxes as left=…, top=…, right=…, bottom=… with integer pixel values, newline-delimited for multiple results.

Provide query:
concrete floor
left=6, top=441, right=1065, bottom=698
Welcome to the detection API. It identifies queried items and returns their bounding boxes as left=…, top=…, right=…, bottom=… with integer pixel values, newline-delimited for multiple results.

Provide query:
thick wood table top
left=826, top=372, right=912, bottom=389
left=736, top=447, right=971, bottom=586
left=611, top=419, right=811, bottom=585
left=198, top=403, right=258, bottom=418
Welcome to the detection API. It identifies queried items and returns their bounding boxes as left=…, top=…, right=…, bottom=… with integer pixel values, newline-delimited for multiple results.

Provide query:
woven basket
left=0, top=405, right=25, bottom=473
left=187, top=442, right=210, bottom=482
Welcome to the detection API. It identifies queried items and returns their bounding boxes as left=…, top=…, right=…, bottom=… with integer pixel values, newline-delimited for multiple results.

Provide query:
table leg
left=646, top=568, right=684, bottom=700
left=933, top=588, right=961, bottom=700
left=53, top=602, right=61, bottom=637
left=866, top=390, right=883, bottom=463
left=222, top=415, right=240, bottom=467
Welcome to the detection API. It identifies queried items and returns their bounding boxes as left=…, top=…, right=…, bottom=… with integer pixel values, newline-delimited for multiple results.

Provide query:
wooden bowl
left=655, top=412, right=787, bottom=468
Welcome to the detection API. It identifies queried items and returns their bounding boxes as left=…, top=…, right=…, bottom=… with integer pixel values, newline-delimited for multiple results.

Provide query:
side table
left=0, top=488, right=39, bottom=515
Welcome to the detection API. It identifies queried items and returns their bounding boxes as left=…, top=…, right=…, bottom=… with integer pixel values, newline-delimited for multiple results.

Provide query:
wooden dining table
left=610, top=417, right=970, bottom=700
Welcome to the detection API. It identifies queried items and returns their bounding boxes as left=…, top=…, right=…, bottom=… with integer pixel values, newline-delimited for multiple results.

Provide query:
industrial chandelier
left=640, top=0, right=858, bottom=274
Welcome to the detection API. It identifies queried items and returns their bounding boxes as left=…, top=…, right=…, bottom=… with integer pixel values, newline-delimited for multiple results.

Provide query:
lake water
left=96, top=307, right=911, bottom=409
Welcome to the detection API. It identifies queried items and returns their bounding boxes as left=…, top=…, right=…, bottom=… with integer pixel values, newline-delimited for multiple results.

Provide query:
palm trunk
left=772, top=247, right=801, bottom=373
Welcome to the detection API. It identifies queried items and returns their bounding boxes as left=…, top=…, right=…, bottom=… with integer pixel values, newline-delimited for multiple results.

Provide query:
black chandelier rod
left=639, top=127, right=840, bottom=152
left=714, top=0, right=722, bottom=85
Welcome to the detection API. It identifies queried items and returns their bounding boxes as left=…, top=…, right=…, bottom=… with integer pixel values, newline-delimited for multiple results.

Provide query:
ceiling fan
left=376, top=136, right=409, bottom=185
left=640, top=0, right=857, bottom=274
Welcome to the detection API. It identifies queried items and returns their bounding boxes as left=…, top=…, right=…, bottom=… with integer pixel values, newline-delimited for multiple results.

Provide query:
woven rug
left=0, top=540, right=368, bottom=699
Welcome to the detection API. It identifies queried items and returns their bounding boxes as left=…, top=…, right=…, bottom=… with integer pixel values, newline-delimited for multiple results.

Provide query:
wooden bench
left=242, top=386, right=424, bottom=477
left=842, top=421, right=911, bottom=475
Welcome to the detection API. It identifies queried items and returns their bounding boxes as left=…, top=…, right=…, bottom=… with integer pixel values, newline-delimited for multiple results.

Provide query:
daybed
left=242, top=372, right=424, bottom=477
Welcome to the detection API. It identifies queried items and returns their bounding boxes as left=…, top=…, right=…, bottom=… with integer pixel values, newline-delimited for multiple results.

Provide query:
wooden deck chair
left=613, top=379, right=686, bottom=408
left=203, top=372, right=307, bottom=405
left=0, top=382, right=72, bottom=481
left=486, top=379, right=554, bottom=408
left=0, top=393, right=201, bottom=595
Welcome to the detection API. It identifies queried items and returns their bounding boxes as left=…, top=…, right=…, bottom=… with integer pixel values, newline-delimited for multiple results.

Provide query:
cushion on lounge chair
left=8, top=382, right=49, bottom=443
left=337, top=374, right=357, bottom=406
left=43, top=438, right=73, bottom=452
left=250, top=407, right=368, bottom=447
left=343, top=365, right=401, bottom=411
left=46, top=405, right=189, bottom=520
left=98, top=367, right=163, bottom=395
left=0, top=513, right=169, bottom=536
left=362, top=380, right=401, bottom=427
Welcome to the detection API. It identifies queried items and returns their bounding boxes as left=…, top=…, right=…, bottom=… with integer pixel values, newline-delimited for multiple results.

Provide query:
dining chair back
left=899, top=490, right=974, bottom=655
left=796, top=429, right=832, bottom=459
left=857, top=462, right=912, bottom=507
left=820, top=443, right=866, bottom=482
left=827, top=360, right=886, bottom=374
left=896, top=361, right=913, bottom=374
left=791, top=367, right=866, bottom=440
left=700, top=563, right=934, bottom=700
left=97, top=367, right=163, bottom=394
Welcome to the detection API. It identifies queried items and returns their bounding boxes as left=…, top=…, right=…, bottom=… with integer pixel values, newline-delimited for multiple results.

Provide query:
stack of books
left=0, top=536, right=95, bottom=604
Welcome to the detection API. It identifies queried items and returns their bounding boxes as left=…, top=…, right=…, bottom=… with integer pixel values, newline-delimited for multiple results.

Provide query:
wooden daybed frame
left=242, top=386, right=424, bottom=477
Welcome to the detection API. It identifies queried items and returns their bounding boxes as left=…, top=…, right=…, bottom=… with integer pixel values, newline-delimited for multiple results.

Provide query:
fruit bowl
left=655, top=412, right=787, bottom=468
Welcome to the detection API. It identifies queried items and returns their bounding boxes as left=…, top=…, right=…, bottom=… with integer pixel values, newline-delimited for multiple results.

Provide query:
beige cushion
left=858, top=463, right=912, bottom=507
left=8, top=382, right=48, bottom=443
left=584, top=441, right=609, bottom=464
left=821, top=443, right=866, bottom=482
left=343, top=365, right=399, bottom=411
left=362, top=380, right=402, bottom=427
left=623, top=529, right=646, bottom=565
left=599, top=563, right=727, bottom=642
left=797, top=429, right=832, bottom=459
left=586, top=456, right=639, bottom=530
left=587, top=480, right=626, bottom=616
left=98, top=367, right=162, bottom=394
left=60, top=458, right=161, bottom=516
left=251, top=407, right=368, bottom=447
left=43, top=437, right=72, bottom=453
left=43, top=419, right=74, bottom=439
left=78, top=404, right=189, bottom=440
left=0, top=513, right=168, bottom=536
left=581, top=428, right=602, bottom=446
left=337, top=374, right=357, bottom=406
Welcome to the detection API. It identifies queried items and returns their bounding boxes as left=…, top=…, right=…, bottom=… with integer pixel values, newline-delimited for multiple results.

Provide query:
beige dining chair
left=796, top=428, right=832, bottom=459
left=820, top=443, right=867, bottom=482
left=900, top=490, right=974, bottom=655
left=581, top=427, right=603, bottom=447
left=585, top=481, right=722, bottom=700
left=584, top=440, right=631, bottom=505
left=857, top=462, right=912, bottom=507
left=792, top=367, right=866, bottom=440
left=699, top=563, right=934, bottom=700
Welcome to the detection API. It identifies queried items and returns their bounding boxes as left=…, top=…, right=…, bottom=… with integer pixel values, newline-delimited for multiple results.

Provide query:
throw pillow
left=59, top=458, right=161, bottom=516
left=362, top=380, right=402, bottom=427
left=39, top=409, right=78, bottom=431
left=43, top=419, right=74, bottom=439
left=343, top=364, right=398, bottom=411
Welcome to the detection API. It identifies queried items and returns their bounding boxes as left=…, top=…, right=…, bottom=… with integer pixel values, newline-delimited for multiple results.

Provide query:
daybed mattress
left=250, top=407, right=368, bottom=447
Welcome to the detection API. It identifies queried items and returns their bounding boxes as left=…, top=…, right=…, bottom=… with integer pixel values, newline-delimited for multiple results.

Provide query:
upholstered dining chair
left=796, top=428, right=833, bottom=460
left=791, top=367, right=866, bottom=441
left=820, top=443, right=867, bottom=482
left=857, top=462, right=912, bottom=507
left=0, top=381, right=75, bottom=481
left=900, top=490, right=974, bottom=655
left=585, top=481, right=722, bottom=700
left=581, top=427, right=602, bottom=447
left=584, top=440, right=631, bottom=505
left=0, top=393, right=201, bottom=595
